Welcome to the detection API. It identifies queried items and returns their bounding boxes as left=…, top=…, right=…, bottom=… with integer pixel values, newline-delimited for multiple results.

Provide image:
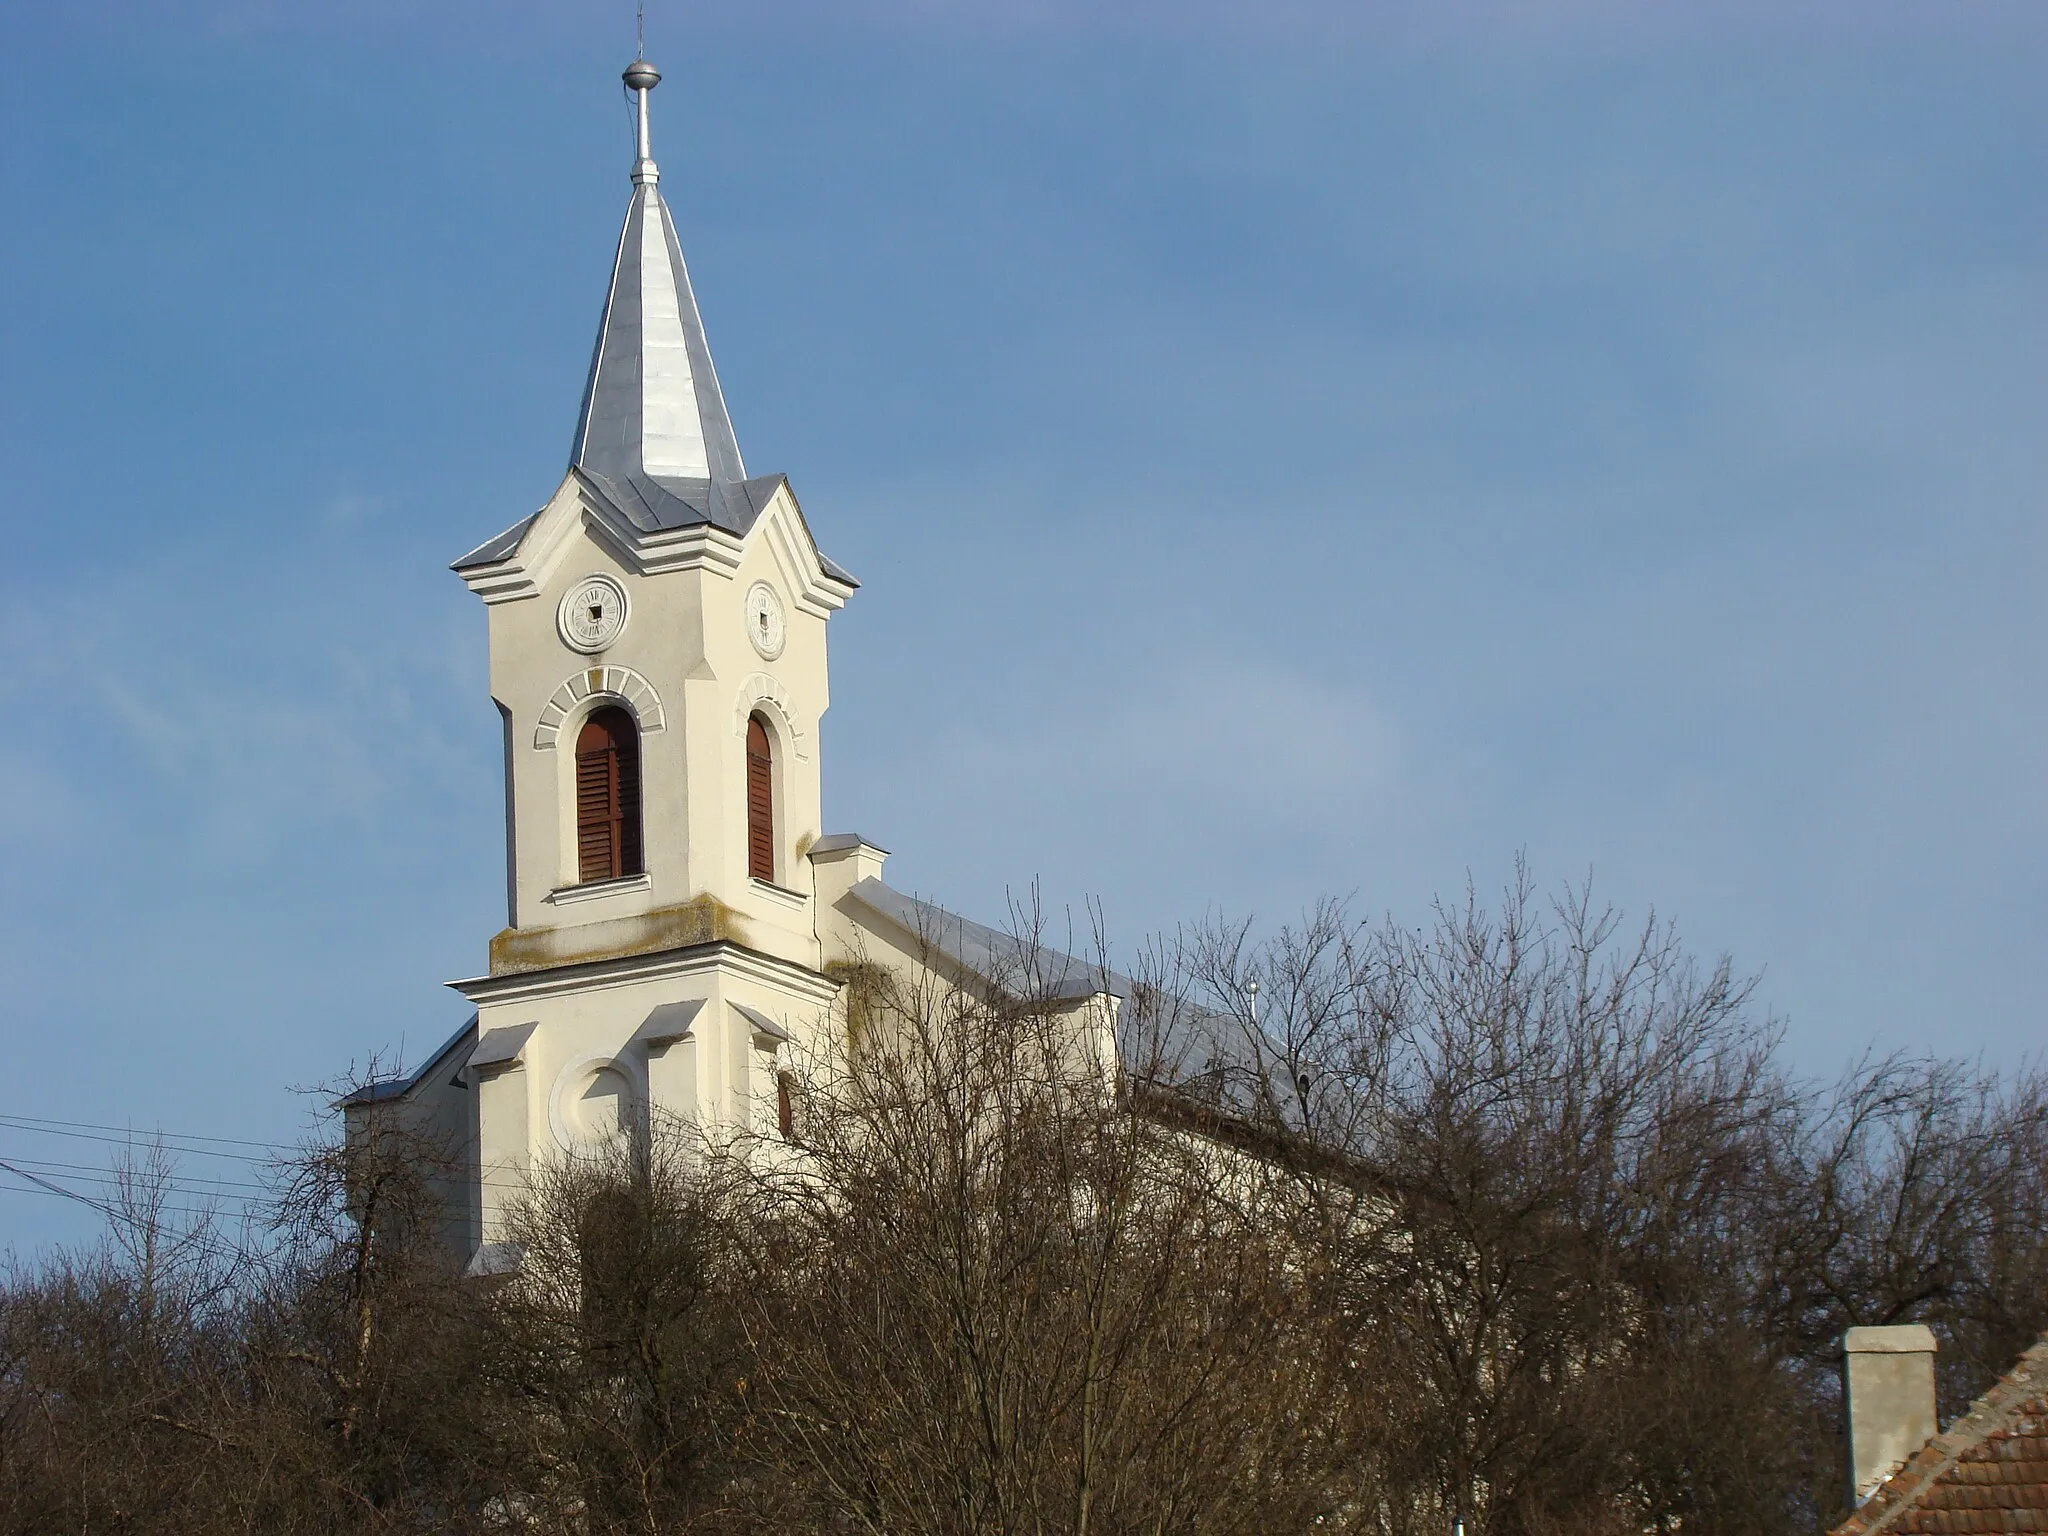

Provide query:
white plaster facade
left=461, top=470, right=849, bottom=965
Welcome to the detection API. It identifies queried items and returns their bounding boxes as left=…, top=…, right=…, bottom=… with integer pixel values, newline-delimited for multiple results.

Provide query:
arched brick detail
left=732, top=672, right=808, bottom=760
left=534, top=665, right=666, bottom=749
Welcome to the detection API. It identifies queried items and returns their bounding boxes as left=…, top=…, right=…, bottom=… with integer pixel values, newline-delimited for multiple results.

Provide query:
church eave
left=336, top=1014, right=480, bottom=1110
left=453, top=467, right=857, bottom=610
left=452, top=512, right=541, bottom=573
left=450, top=934, right=841, bottom=1007
left=769, top=477, right=860, bottom=595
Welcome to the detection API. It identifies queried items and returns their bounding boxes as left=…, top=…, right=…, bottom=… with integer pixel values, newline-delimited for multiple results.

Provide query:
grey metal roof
left=452, top=512, right=540, bottom=574
left=573, top=172, right=744, bottom=489
left=451, top=138, right=860, bottom=588
left=845, top=877, right=1120, bottom=1004
left=838, top=878, right=1295, bottom=1122
left=810, top=832, right=889, bottom=857
left=337, top=1014, right=478, bottom=1108
left=577, top=465, right=784, bottom=540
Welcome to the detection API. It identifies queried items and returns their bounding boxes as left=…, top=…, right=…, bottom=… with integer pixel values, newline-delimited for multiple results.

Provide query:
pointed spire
left=570, top=59, right=745, bottom=490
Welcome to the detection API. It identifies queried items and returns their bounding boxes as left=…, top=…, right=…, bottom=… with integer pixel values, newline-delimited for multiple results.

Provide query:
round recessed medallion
left=558, top=574, right=629, bottom=654
left=744, top=581, right=786, bottom=660
left=548, top=1053, right=640, bottom=1152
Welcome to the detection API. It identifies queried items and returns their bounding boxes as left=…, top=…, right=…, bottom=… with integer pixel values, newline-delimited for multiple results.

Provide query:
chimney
left=1841, top=1324, right=1939, bottom=1506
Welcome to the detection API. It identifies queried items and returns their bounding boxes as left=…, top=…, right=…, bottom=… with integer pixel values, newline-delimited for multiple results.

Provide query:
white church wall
left=475, top=480, right=835, bottom=985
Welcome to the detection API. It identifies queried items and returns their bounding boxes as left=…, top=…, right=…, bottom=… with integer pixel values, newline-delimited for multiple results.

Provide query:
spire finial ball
left=623, top=59, right=661, bottom=91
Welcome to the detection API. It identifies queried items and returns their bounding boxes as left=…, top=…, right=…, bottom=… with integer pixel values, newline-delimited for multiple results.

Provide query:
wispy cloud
left=0, top=522, right=487, bottom=870
left=936, top=652, right=1400, bottom=831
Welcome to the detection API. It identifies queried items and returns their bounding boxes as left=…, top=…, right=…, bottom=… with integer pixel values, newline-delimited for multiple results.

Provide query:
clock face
left=745, top=581, right=787, bottom=659
left=558, top=574, right=629, bottom=654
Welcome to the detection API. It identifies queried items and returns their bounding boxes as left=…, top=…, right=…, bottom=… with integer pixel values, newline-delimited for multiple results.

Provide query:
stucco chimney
left=1842, top=1324, right=1939, bottom=1506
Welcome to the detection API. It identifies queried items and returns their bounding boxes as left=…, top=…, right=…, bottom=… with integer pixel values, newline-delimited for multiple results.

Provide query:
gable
left=452, top=469, right=856, bottom=611
left=748, top=483, right=856, bottom=619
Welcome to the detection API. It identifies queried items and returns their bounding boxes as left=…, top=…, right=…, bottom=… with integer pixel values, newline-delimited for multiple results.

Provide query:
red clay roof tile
left=1833, top=1335, right=2048, bottom=1536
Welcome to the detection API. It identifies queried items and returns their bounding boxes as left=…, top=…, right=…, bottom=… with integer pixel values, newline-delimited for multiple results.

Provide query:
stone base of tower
left=449, top=938, right=839, bottom=1264
left=337, top=839, right=1161, bottom=1281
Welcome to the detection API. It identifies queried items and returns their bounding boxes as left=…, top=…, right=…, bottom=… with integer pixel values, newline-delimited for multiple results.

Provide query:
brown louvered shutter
left=575, top=707, right=643, bottom=883
left=777, top=1070, right=796, bottom=1141
left=746, top=716, right=774, bottom=882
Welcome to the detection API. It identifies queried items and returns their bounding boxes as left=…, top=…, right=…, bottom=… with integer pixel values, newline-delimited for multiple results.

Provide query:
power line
left=0, top=1158, right=116, bottom=1217
left=0, top=1120, right=507, bottom=1188
left=0, top=1112, right=289, bottom=1151
left=0, top=1176, right=273, bottom=1273
left=0, top=1156, right=271, bottom=1196
left=0, top=1120, right=279, bottom=1165
left=0, top=1110, right=548, bottom=1206
left=0, top=1163, right=265, bottom=1214
left=0, top=1177, right=250, bottom=1226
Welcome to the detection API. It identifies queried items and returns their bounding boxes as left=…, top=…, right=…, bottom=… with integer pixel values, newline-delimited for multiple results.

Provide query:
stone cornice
left=454, top=473, right=855, bottom=612
left=450, top=937, right=840, bottom=1009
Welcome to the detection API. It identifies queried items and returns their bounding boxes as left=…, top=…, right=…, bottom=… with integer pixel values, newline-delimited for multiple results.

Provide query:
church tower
left=440, top=59, right=858, bottom=1257
left=342, top=59, right=1190, bottom=1273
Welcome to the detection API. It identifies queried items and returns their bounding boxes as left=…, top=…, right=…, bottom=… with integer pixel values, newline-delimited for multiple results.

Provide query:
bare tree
left=1, top=872, right=2040, bottom=1536
left=0, top=1140, right=252, bottom=1532
left=1168, top=867, right=2047, bottom=1535
left=1768, top=1054, right=2048, bottom=1403
left=726, top=918, right=1343, bottom=1536
left=480, top=1120, right=753, bottom=1533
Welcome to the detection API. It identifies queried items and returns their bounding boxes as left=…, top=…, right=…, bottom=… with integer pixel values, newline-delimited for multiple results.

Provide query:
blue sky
left=1, top=0, right=2043, bottom=1251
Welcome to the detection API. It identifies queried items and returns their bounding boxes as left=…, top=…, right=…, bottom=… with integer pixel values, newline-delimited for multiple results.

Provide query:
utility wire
left=0, top=1161, right=266, bottom=1215
left=0, top=1177, right=242, bottom=1228
left=0, top=1121, right=278, bottom=1165
left=0, top=1157, right=271, bottom=1195
left=0, top=1158, right=118, bottom=1218
left=0, top=1112, right=288, bottom=1150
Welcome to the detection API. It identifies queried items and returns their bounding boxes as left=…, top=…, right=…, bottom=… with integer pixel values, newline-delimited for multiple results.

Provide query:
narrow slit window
left=746, top=715, right=774, bottom=882
left=574, top=706, right=643, bottom=883
left=777, top=1069, right=797, bottom=1141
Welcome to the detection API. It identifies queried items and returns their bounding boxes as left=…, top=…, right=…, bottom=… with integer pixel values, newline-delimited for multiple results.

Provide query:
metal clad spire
left=570, top=59, right=745, bottom=490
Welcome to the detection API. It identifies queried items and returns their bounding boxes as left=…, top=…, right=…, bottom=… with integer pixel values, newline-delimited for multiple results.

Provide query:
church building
left=344, top=60, right=1139, bottom=1272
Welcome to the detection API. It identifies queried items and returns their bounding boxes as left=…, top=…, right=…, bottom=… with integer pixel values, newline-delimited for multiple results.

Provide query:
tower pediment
left=454, top=469, right=855, bottom=612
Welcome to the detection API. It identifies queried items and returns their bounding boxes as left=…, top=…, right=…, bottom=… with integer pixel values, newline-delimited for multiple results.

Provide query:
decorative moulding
left=517, top=483, right=591, bottom=598
left=451, top=936, right=842, bottom=1009
left=749, top=876, right=809, bottom=912
left=733, top=672, right=808, bottom=760
left=557, top=572, right=630, bottom=654
left=454, top=472, right=855, bottom=608
left=453, top=476, right=586, bottom=605
left=452, top=474, right=748, bottom=603
left=535, top=665, right=665, bottom=749
left=730, top=1000, right=791, bottom=1045
left=573, top=477, right=746, bottom=579
left=468, top=1021, right=538, bottom=1075
left=754, top=483, right=856, bottom=617
left=547, top=1049, right=647, bottom=1154
left=757, top=493, right=848, bottom=620
left=545, top=871, right=653, bottom=907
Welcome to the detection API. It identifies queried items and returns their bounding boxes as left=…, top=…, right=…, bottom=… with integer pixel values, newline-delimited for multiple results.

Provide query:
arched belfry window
left=575, top=706, right=643, bottom=884
left=746, top=715, right=775, bottom=882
